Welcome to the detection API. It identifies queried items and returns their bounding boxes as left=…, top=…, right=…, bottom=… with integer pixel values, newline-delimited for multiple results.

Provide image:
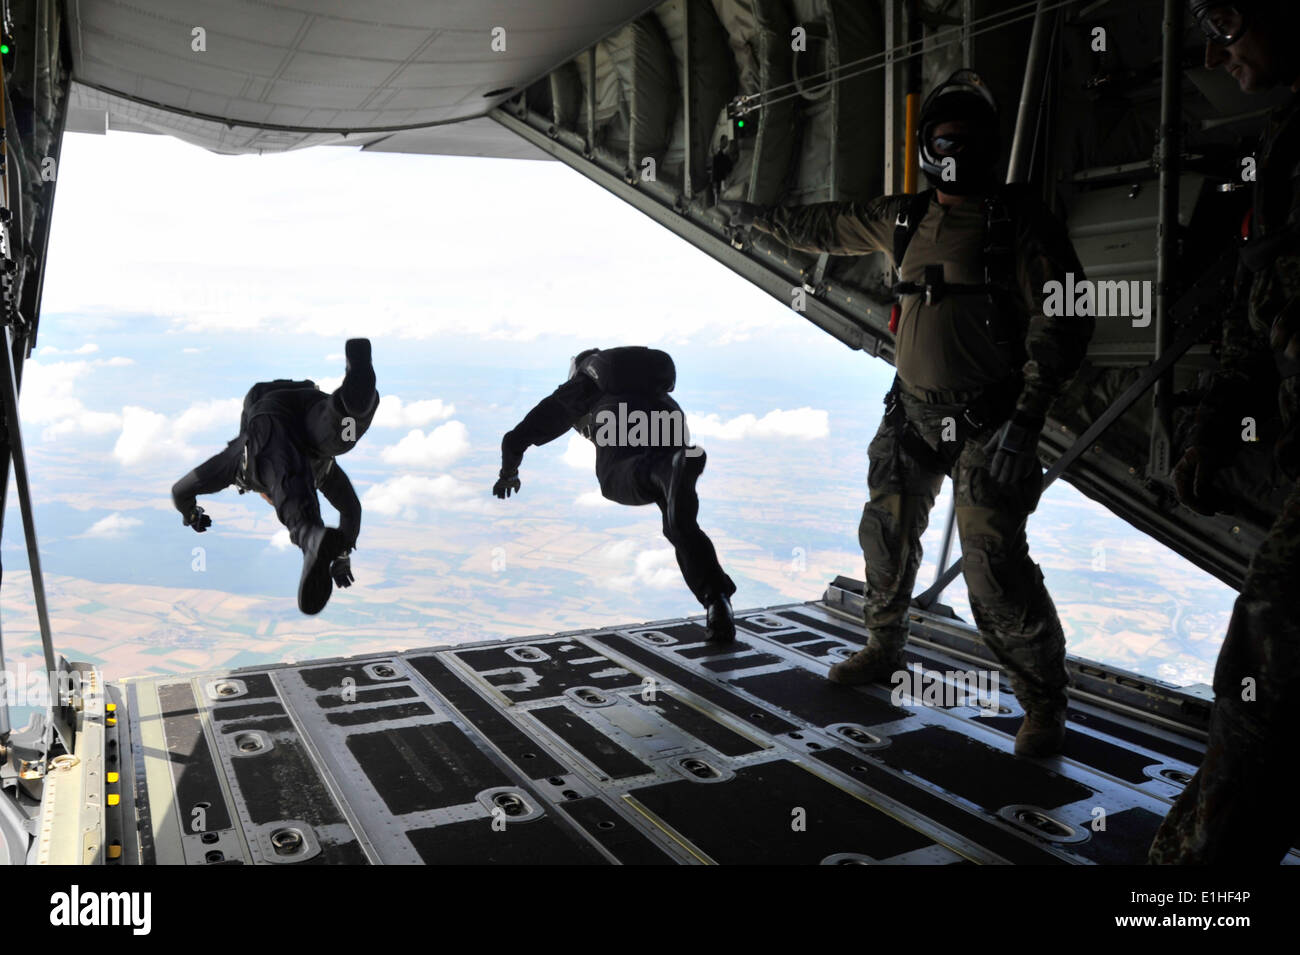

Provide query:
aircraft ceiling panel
left=359, top=118, right=552, bottom=161
left=67, top=0, right=661, bottom=153
left=65, top=83, right=555, bottom=161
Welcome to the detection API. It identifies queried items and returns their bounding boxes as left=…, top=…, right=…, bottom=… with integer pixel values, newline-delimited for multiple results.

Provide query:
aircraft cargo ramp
left=32, top=580, right=1290, bottom=867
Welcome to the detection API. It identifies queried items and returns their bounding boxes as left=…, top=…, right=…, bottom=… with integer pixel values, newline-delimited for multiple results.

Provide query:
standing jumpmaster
left=170, top=339, right=379, bottom=616
left=721, top=70, right=1093, bottom=758
left=1148, top=0, right=1300, bottom=865
left=493, top=346, right=738, bottom=643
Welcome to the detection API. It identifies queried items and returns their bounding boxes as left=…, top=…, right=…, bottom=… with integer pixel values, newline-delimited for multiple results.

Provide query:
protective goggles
left=928, top=132, right=973, bottom=156
left=1193, top=5, right=1248, bottom=46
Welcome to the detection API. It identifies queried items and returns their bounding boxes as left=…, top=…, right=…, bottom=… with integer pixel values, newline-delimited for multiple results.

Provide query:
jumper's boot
left=827, top=639, right=905, bottom=686
left=1014, top=704, right=1067, bottom=757
left=704, top=592, right=736, bottom=643
left=339, top=338, right=376, bottom=416
left=298, top=525, right=346, bottom=615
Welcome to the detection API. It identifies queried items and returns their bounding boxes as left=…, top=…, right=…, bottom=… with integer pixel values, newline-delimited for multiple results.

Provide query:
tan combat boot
left=827, top=641, right=905, bottom=686
left=1014, top=706, right=1067, bottom=757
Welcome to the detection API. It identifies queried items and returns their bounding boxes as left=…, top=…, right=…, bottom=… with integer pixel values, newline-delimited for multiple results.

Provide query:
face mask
left=920, top=129, right=998, bottom=194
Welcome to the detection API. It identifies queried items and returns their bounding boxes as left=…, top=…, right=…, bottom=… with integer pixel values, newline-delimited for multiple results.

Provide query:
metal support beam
left=962, top=0, right=974, bottom=68
left=1148, top=0, right=1184, bottom=479
left=0, top=325, right=56, bottom=678
left=682, top=0, right=693, bottom=201
left=1007, top=0, right=1053, bottom=183
left=904, top=0, right=922, bottom=194
left=932, top=495, right=958, bottom=589
left=884, top=0, right=897, bottom=196
left=586, top=46, right=596, bottom=157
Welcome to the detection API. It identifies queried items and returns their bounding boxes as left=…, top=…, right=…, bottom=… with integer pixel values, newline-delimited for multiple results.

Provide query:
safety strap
left=891, top=190, right=934, bottom=280
left=883, top=375, right=950, bottom=474
left=233, top=435, right=253, bottom=493
left=889, top=186, right=1019, bottom=311
left=882, top=373, right=1019, bottom=473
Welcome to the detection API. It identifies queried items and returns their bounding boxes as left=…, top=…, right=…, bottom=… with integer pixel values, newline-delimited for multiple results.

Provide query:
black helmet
left=918, top=70, right=1000, bottom=195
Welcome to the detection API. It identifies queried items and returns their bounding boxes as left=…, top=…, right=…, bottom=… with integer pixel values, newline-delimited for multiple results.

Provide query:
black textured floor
left=130, top=602, right=1221, bottom=866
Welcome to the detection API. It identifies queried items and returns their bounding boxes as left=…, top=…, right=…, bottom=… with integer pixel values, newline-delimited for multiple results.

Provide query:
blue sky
left=0, top=129, right=1238, bottom=702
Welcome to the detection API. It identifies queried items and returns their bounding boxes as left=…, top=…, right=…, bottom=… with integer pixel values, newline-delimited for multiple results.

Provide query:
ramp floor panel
left=628, top=760, right=936, bottom=864
left=117, top=599, right=1239, bottom=865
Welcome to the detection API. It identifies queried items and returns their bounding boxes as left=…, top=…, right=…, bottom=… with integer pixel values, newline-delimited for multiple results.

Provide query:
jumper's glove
left=716, top=200, right=763, bottom=229
left=182, top=505, right=212, bottom=533
left=1269, top=298, right=1300, bottom=361
left=330, top=552, right=354, bottom=589
left=983, top=412, right=1044, bottom=484
left=493, top=467, right=521, bottom=499
left=1173, top=446, right=1228, bottom=516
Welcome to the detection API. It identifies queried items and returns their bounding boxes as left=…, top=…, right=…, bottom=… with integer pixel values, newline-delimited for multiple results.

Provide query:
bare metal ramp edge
left=97, top=596, right=1296, bottom=866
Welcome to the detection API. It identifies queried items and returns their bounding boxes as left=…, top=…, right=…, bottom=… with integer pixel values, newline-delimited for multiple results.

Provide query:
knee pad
left=858, top=505, right=901, bottom=584
left=963, top=538, right=1044, bottom=607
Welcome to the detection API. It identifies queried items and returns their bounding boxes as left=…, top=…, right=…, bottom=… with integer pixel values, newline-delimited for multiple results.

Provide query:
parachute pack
left=240, top=379, right=319, bottom=434
left=579, top=346, right=676, bottom=396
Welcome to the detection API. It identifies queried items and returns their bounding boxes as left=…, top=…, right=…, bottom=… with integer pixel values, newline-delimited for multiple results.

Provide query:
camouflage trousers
left=1148, top=476, right=1300, bottom=864
left=859, top=391, right=1069, bottom=712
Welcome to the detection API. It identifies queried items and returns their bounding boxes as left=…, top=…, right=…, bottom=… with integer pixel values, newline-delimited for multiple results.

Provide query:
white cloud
left=82, top=512, right=142, bottom=538
left=608, top=547, right=680, bottom=591
left=575, top=490, right=615, bottom=507
left=362, top=474, right=485, bottom=518
left=687, top=407, right=829, bottom=442
left=315, top=375, right=342, bottom=394
left=270, top=528, right=292, bottom=551
left=40, top=135, right=799, bottom=348
left=97, top=356, right=135, bottom=367
left=39, top=343, right=99, bottom=356
left=174, top=398, right=243, bottom=438
left=562, top=433, right=595, bottom=469
left=372, top=395, right=456, bottom=429
left=41, top=410, right=123, bottom=440
left=601, top=539, right=640, bottom=561
left=113, top=407, right=184, bottom=466
left=20, top=360, right=124, bottom=440
left=378, top=421, right=470, bottom=469
left=112, top=397, right=243, bottom=467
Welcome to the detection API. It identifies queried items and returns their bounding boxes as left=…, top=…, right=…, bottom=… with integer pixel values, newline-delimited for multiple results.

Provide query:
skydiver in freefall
left=494, top=346, right=737, bottom=641
left=171, top=339, right=378, bottom=615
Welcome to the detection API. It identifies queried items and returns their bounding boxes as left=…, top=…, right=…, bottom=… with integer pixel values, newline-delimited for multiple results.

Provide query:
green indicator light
left=737, top=119, right=745, bottom=128
left=1, top=45, right=9, bottom=55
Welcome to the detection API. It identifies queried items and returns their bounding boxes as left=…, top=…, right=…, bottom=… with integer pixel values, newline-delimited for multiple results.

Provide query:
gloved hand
left=983, top=412, right=1044, bottom=483
left=182, top=505, right=212, bottom=532
left=1173, top=446, right=1228, bottom=515
left=716, top=200, right=763, bottom=229
left=330, top=552, right=354, bottom=588
left=493, top=467, right=521, bottom=499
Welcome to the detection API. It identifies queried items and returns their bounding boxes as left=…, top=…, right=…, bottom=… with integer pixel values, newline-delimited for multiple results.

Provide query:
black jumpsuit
left=503, top=374, right=736, bottom=605
left=172, top=384, right=377, bottom=549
